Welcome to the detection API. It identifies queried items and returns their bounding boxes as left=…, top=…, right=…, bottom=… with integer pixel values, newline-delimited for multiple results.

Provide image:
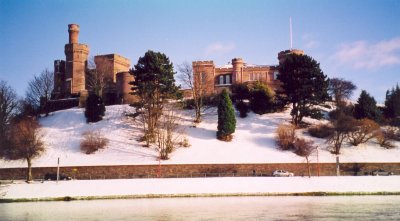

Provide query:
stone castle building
left=52, top=24, right=135, bottom=105
left=192, top=49, right=304, bottom=94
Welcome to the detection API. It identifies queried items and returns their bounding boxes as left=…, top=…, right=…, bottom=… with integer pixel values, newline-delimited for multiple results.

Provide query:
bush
left=308, top=124, right=334, bottom=138
left=80, top=131, right=109, bottom=154
left=249, top=82, right=274, bottom=115
left=348, top=118, right=380, bottom=146
left=376, top=128, right=397, bottom=149
left=231, top=83, right=250, bottom=102
left=85, top=94, right=105, bottom=123
left=276, top=123, right=296, bottom=150
left=329, top=104, right=354, bottom=120
left=390, top=117, right=400, bottom=127
left=235, top=100, right=249, bottom=118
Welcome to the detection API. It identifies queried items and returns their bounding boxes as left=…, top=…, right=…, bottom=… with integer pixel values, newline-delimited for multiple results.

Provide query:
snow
left=1, top=176, right=400, bottom=200
left=0, top=104, right=399, bottom=168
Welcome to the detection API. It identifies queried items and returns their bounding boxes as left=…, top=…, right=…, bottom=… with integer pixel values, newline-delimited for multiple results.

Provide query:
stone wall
left=1, top=163, right=399, bottom=180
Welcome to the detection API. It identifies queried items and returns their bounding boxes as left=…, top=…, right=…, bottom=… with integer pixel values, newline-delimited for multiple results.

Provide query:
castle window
left=217, top=74, right=232, bottom=85
left=226, top=75, right=231, bottom=84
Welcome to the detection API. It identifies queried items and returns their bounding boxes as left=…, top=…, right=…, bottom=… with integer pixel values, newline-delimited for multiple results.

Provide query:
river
left=1, top=196, right=399, bottom=220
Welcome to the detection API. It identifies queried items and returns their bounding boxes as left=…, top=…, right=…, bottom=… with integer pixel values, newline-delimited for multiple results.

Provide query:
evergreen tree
left=354, top=90, right=381, bottom=122
left=85, top=94, right=105, bottom=123
left=129, top=50, right=180, bottom=144
left=250, top=82, right=274, bottom=115
left=217, top=89, right=236, bottom=141
left=277, top=54, right=330, bottom=126
left=384, top=84, right=400, bottom=119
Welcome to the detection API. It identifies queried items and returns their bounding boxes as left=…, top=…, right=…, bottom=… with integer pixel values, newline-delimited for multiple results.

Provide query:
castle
left=50, top=24, right=304, bottom=109
left=51, top=24, right=135, bottom=106
left=192, top=49, right=304, bottom=94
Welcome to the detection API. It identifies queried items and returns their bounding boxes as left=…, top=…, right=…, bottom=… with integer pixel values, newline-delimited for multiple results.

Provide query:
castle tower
left=277, top=49, right=304, bottom=64
left=232, top=58, right=244, bottom=83
left=53, top=60, right=66, bottom=99
left=192, top=61, right=215, bottom=95
left=64, top=24, right=89, bottom=96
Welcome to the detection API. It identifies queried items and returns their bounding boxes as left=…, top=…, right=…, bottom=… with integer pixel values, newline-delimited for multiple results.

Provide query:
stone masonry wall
left=1, top=163, right=399, bottom=180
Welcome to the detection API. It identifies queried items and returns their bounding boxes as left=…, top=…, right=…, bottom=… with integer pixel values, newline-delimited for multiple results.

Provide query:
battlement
left=192, top=60, right=214, bottom=66
left=232, top=58, right=244, bottom=63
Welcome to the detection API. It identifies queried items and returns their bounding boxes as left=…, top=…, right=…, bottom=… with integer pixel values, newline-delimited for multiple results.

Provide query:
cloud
left=205, top=42, right=235, bottom=55
left=302, top=34, right=320, bottom=49
left=331, top=38, right=400, bottom=69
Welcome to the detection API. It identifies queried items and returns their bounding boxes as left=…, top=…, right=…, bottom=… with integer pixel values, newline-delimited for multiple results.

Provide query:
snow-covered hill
left=1, top=105, right=399, bottom=168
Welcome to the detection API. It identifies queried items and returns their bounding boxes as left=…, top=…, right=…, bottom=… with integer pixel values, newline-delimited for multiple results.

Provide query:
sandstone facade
left=192, top=49, right=304, bottom=94
left=52, top=24, right=135, bottom=105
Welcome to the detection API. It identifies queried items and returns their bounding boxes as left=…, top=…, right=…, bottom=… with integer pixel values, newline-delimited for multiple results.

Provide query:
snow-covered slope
left=1, top=105, right=399, bottom=168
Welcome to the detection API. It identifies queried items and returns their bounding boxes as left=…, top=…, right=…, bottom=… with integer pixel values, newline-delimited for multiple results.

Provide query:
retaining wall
left=1, top=163, right=399, bottom=180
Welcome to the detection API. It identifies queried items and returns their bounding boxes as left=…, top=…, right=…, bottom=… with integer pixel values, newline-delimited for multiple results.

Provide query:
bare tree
left=348, top=118, right=380, bottom=146
left=327, top=114, right=356, bottom=154
left=178, top=62, right=211, bottom=123
left=86, top=57, right=107, bottom=97
left=155, top=104, right=187, bottom=160
left=7, top=117, right=45, bottom=182
left=26, top=69, right=54, bottom=116
left=0, top=80, right=19, bottom=152
left=294, top=138, right=316, bottom=178
left=328, top=78, right=357, bottom=109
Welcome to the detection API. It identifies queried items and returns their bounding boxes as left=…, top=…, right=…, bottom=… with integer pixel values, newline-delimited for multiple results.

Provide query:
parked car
left=44, top=173, right=72, bottom=181
left=371, top=169, right=394, bottom=176
left=272, top=170, right=294, bottom=177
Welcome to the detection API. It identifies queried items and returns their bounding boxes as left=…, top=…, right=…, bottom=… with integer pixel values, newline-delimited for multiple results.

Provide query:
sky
left=0, top=0, right=399, bottom=102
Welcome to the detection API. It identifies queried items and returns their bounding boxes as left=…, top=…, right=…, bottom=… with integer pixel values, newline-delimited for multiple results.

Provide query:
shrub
left=235, top=100, right=249, bottom=118
left=390, top=117, right=400, bottom=127
left=348, top=118, right=380, bottom=146
left=217, top=89, right=236, bottom=141
left=249, top=82, right=274, bottom=115
left=376, top=129, right=397, bottom=149
left=80, top=131, right=109, bottom=154
left=329, top=104, right=354, bottom=120
left=308, top=109, right=324, bottom=120
left=308, top=124, right=334, bottom=138
left=85, top=94, right=105, bottom=123
left=276, top=123, right=296, bottom=150
left=231, top=83, right=250, bottom=102
left=178, top=137, right=191, bottom=147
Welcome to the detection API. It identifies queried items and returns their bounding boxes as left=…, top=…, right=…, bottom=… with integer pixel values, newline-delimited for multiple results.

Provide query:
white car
left=272, top=170, right=294, bottom=177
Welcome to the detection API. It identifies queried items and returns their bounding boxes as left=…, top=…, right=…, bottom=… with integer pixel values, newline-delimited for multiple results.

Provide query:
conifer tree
left=354, top=90, right=381, bottom=122
left=217, top=89, right=236, bottom=141
left=129, top=50, right=180, bottom=145
left=277, top=54, right=330, bottom=126
left=85, top=94, right=105, bottom=123
left=384, top=84, right=400, bottom=119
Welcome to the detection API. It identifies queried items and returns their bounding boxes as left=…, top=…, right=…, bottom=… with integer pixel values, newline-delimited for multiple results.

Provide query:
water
left=1, top=196, right=399, bottom=221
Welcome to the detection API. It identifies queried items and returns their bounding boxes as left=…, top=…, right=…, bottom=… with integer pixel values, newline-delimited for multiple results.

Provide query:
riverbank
left=1, top=176, right=400, bottom=202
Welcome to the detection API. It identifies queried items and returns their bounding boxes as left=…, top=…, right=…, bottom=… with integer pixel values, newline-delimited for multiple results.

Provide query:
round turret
left=278, top=49, right=304, bottom=64
left=232, top=58, right=244, bottom=83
